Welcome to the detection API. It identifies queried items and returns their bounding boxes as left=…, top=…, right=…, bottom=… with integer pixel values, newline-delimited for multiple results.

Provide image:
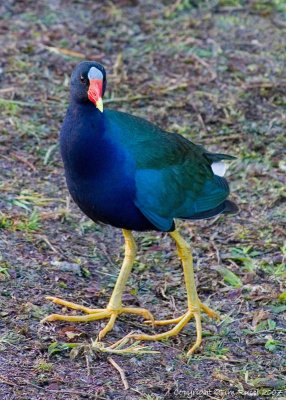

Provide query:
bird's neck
left=60, top=101, right=108, bottom=178
left=63, top=100, right=104, bottom=141
left=69, top=99, right=103, bottom=118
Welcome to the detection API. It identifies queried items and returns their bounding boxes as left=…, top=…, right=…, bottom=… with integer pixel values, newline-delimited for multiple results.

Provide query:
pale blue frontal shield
left=88, top=67, right=104, bottom=80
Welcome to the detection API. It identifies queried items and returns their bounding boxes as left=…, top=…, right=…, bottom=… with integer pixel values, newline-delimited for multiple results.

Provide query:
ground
left=0, top=1, right=286, bottom=399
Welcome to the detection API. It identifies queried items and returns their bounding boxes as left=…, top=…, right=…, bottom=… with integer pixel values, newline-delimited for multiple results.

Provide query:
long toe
left=144, top=302, right=218, bottom=327
left=130, top=311, right=193, bottom=341
left=42, top=297, right=157, bottom=340
left=45, top=296, right=104, bottom=314
left=41, top=310, right=111, bottom=324
left=145, top=312, right=188, bottom=327
left=187, top=311, right=202, bottom=355
left=98, top=312, right=118, bottom=340
left=200, top=302, right=220, bottom=320
left=128, top=304, right=209, bottom=355
left=122, top=307, right=155, bottom=324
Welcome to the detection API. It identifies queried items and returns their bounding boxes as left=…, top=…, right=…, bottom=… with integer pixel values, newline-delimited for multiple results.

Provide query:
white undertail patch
left=211, top=161, right=226, bottom=177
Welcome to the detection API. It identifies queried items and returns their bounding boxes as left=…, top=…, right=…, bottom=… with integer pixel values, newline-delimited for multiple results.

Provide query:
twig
left=105, top=82, right=187, bottom=105
left=0, top=97, right=38, bottom=108
left=91, top=334, right=159, bottom=354
left=96, top=242, right=118, bottom=270
left=244, top=80, right=286, bottom=89
left=18, top=377, right=106, bottom=398
left=210, top=240, right=222, bottom=266
left=164, top=0, right=182, bottom=17
left=188, top=100, right=207, bottom=136
left=189, top=53, right=217, bottom=82
left=42, top=45, right=86, bottom=59
left=193, top=90, right=218, bottom=100
left=37, top=235, right=61, bottom=254
left=0, top=87, right=15, bottom=93
left=0, top=375, right=16, bottom=386
left=158, top=82, right=188, bottom=93
left=85, top=354, right=91, bottom=376
left=108, top=332, right=135, bottom=349
left=271, top=16, right=286, bottom=29
left=208, top=215, right=221, bottom=226
left=10, top=151, right=36, bottom=172
left=216, top=6, right=246, bottom=13
left=104, top=94, right=151, bottom=104
left=108, top=357, right=129, bottom=390
left=197, top=113, right=207, bottom=135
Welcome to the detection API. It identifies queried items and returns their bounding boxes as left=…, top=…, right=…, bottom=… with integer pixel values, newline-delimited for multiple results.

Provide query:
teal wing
left=105, top=110, right=233, bottom=231
left=134, top=162, right=230, bottom=231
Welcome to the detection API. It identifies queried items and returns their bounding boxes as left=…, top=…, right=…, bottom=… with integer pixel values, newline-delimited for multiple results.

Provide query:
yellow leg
left=41, top=230, right=154, bottom=340
left=130, top=229, right=219, bottom=355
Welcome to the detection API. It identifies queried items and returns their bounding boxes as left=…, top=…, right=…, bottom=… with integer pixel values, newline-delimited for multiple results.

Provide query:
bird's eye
left=80, top=75, right=86, bottom=84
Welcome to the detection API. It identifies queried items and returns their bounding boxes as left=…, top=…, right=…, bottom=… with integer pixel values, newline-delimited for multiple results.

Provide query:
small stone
left=51, top=260, right=82, bottom=275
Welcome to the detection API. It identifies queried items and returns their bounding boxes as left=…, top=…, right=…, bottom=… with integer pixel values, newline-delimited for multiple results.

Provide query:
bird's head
left=70, top=61, right=107, bottom=112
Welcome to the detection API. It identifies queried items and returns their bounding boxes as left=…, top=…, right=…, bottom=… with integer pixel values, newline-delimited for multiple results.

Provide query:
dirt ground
left=0, top=1, right=285, bottom=399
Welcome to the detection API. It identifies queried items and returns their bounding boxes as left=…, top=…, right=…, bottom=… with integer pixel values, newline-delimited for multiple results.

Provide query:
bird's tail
left=186, top=199, right=238, bottom=221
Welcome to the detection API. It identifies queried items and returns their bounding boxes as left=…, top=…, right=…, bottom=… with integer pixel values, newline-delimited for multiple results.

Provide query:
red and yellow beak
left=88, top=79, right=103, bottom=112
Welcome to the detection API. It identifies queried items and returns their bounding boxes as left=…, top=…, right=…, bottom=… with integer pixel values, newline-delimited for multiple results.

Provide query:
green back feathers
left=105, top=109, right=232, bottom=231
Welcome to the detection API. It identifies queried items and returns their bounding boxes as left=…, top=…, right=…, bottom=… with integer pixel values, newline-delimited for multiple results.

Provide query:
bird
left=42, top=61, right=238, bottom=355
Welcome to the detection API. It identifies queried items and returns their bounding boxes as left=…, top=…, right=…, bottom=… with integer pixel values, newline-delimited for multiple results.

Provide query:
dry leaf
left=252, top=309, right=270, bottom=329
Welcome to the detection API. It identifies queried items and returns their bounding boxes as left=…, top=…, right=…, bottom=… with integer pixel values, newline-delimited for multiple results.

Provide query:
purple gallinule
left=42, top=61, right=238, bottom=354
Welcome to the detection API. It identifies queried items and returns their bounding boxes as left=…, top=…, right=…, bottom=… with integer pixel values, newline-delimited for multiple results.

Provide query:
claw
left=42, top=296, right=155, bottom=340
left=128, top=302, right=218, bottom=354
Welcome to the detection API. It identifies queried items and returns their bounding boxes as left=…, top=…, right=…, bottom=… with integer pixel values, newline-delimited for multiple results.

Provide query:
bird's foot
left=41, top=296, right=154, bottom=340
left=144, top=301, right=219, bottom=326
left=129, top=301, right=219, bottom=355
